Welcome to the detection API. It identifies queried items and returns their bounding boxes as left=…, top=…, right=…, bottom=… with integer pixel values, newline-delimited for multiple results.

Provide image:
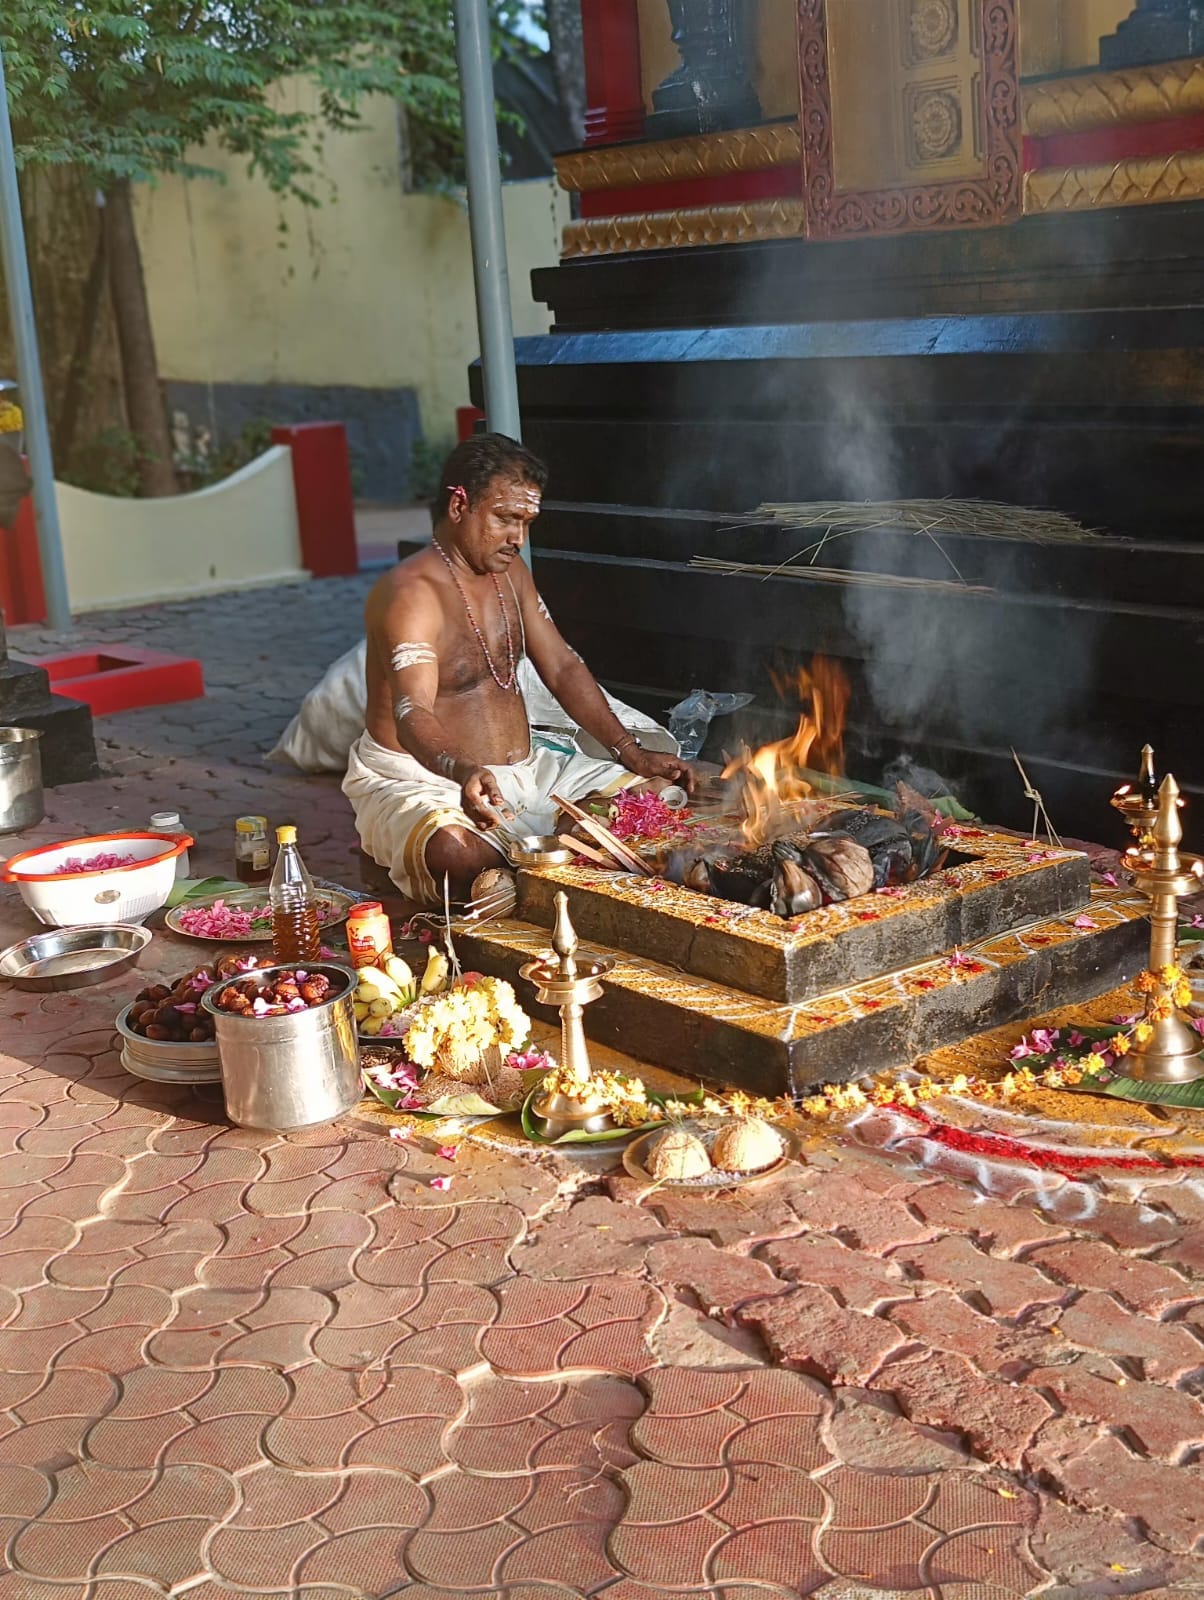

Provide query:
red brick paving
left=0, top=585, right=1202, bottom=1597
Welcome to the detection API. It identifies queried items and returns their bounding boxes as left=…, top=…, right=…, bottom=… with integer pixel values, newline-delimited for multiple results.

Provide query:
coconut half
left=647, top=1126, right=712, bottom=1181
left=710, top=1116, right=783, bottom=1173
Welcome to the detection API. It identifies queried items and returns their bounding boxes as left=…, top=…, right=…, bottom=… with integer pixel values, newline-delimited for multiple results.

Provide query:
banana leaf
left=519, top=1083, right=705, bottom=1144
left=1067, top=1071, right=1204, bottom=1109
left=363, top=1067, right=542, bottom=1119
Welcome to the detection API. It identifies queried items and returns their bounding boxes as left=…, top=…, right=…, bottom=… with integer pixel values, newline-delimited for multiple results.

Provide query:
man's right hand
left=461, top=766, right=514, bottom=830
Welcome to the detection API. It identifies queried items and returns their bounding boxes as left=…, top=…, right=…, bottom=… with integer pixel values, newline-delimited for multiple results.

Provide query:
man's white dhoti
left=342, top=732, right=639, bottom=904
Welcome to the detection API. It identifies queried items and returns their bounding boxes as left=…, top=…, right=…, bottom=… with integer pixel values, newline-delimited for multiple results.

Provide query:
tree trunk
left=545, top=0, right=586, bottom=145
left=56, top=218, right=107, bottom=472
left=103, top=179, right=177, bottom=497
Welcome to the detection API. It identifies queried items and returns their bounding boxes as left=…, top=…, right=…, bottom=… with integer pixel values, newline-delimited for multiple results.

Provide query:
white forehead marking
left=391, top=642, right=437, bottom=672
left=393, top=696, right=415, bottom=722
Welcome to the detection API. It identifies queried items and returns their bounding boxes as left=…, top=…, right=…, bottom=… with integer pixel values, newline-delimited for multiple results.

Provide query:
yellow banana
left=420, top=947, right=449, bottom=994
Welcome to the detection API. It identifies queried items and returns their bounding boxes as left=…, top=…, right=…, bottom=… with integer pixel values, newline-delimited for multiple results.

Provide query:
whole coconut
left=648, top=1127, right=711, bottom=1181
left=469, top=867, right=517, bottom=918
left=710, top=1116, right=783, bottom=1173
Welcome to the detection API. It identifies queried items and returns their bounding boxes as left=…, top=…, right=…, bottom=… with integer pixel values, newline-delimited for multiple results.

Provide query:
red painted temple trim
left=579, top=163, right=802, bottom=219
left=1024, top=110, right=1204, bottom=171
left=581, top=0, right=644, bottom=147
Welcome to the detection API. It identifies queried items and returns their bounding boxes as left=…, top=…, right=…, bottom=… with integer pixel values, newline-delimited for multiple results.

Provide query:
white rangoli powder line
left=391, top=642, right=437, bottom=673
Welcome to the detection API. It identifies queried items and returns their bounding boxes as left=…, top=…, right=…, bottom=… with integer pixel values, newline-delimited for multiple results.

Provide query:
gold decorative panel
left=798, top=0, right=1022, bottom=238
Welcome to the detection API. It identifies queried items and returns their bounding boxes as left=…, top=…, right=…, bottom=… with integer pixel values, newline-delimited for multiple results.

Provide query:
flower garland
left=404, top=976, right=529, bottom=1073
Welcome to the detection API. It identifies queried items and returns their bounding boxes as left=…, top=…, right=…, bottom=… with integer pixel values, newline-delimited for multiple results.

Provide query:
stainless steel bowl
left=510, top=834, right=574, bottom=868
left=0, top=923, right=151, bottom=991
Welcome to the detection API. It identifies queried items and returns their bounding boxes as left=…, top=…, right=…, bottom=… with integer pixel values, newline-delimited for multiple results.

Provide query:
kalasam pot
left=202, top=962, right=361, bottom=1131
left=0, top=726, right=43, bottom=834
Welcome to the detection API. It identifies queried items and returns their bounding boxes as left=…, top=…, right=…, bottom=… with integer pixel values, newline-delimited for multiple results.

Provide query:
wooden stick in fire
left=551, top=792, right=654, bottom=876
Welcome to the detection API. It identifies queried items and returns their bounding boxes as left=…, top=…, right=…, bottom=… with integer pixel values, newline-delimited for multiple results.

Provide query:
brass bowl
left=511, top=835, right=574, bottom=869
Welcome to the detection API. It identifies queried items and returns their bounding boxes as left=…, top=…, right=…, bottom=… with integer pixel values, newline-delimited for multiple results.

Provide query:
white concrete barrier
left=56, top=445, right=306, bottom=612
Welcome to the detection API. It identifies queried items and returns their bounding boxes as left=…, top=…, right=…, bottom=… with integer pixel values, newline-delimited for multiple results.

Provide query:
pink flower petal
left=437, top=1145, right=458, bottom=1161
left=388, top=1126, right=410, bottom=1142
left=428, top=1175, right=453, bottom=1190
left=1100, top=871, right=1119, bottom=887
left=1073, top=915, right=1097, bottom=929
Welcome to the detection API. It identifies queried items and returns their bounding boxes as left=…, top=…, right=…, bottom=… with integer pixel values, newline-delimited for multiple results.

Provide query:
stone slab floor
left=0, top=577, right=1201, bottom=1599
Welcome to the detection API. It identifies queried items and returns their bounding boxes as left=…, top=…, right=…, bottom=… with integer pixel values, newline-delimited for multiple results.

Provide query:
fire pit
left=456, top=660, right=1149, bottom=1095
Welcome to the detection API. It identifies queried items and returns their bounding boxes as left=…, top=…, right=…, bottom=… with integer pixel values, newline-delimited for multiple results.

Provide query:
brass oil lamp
left=521, top=891, right=617, bottom=1136
left=1113, top=759, right=1204, bottom=1084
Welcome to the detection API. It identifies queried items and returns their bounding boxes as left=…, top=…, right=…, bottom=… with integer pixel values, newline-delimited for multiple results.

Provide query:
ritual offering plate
left=623, top=1122, right=798, bottom=1191
left=166, top=886, right=355, bottom=943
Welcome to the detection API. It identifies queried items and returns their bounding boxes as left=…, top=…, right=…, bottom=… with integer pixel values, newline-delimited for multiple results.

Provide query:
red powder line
left=884, top=1101, right=1204, bottom=1176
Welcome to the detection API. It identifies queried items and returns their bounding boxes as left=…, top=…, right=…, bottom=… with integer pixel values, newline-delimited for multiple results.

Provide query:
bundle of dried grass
left=691, top=555, right=992, bottom=596
left=733, top=499, right=1106, bottom=545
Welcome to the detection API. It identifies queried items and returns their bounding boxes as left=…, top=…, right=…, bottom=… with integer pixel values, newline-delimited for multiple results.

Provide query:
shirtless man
left=343, top=433, right=693, bottom=904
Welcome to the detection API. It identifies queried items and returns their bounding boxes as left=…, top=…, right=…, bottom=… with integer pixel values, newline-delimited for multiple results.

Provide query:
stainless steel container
left=202, top=962, right=361, bottom=1131
left=0, top=727, right=43, bottom=834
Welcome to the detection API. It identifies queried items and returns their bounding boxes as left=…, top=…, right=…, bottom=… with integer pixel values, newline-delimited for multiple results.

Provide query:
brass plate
left=623, top=1124, right=799, bottom=1191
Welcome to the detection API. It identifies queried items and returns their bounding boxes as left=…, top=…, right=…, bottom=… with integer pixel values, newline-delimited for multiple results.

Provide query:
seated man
left=344, top=433, right=693, bottom=904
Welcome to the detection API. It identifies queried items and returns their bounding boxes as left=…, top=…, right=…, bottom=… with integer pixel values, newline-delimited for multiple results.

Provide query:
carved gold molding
left=1024, top=57, right=1204, bottom=139
left=1024, top=150, right=1204, bottom=214
left=562, top=199, right=806, bottom=257
left=555, top=123, right=801, bottom=194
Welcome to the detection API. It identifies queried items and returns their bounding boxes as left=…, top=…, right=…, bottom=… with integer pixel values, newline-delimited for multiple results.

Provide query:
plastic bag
left=667, top=690, right=755, bottom=761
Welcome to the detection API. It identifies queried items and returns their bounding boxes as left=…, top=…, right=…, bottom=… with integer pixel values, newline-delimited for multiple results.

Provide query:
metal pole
left=0, top=44, right=71, bottom=630
left=453, top=0, right=524, bottom=452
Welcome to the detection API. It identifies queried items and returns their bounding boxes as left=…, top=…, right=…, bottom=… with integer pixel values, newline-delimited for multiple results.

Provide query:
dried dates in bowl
left=212, top=966, right=348, bottom=1018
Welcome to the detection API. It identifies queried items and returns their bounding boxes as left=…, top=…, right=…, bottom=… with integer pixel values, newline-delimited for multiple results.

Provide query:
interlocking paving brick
left=1024, top=1352, right=1204, bottom=1461
left=866, top=1349, right=1054, bottom=1469
left=786, top=1172, right=939, bottom=1255
left=1056, top=1290, right=1204, bottom=1382
left=736, top=1285, right=907, bottom=1384
left=761, top=1233, right=913, bottom=1310
left=1026, top=1236, right=1199, bottom=1312
left=1054, top=1432, right=1204, bottom=1553
left=2, top=584, right=1202, bottom=1597
left=824, top=1388, right=972, bottom=1474
left=889, top=1233, right=1065, bottom=1318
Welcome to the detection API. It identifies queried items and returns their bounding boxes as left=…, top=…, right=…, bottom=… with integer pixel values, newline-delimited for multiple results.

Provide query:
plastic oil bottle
left=270, top=825, right=322, bottom=963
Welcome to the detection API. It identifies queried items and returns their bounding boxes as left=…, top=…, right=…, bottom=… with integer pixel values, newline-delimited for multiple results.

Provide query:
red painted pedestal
left=39, top=647, right=205, bottom=716
left=271, top=422, right=359, bottom=579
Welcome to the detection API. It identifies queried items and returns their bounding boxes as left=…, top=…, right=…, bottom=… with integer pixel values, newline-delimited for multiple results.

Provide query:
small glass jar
left=149, top=810, right=190, bottom=879
left=234, top=815, right=271, bottom=885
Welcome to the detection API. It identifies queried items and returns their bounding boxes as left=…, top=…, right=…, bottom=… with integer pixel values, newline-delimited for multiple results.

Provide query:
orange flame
left=722, top=656, right=851, bottom=845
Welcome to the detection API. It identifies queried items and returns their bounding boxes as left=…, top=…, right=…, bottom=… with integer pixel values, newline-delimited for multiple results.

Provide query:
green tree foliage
left=2, top=0, right=485, bottom=197
left=1, top=0, right=533, bottom=493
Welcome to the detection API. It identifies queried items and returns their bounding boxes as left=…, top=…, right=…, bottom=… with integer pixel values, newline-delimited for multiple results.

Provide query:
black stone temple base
left=455, top=875, right=1148, bottom=1097
left=0, top=647, right=98, bottom=788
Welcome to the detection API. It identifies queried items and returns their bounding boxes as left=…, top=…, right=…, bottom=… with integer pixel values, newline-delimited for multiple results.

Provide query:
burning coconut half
left=662, top=658, right=952, bottom=919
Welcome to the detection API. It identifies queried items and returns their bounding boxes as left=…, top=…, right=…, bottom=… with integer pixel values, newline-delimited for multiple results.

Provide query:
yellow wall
left=134, top=82, right=570, bottom=445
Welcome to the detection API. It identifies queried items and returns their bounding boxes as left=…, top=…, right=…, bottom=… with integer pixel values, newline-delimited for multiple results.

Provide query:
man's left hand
left=623, top=745, right=695, bottom=794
